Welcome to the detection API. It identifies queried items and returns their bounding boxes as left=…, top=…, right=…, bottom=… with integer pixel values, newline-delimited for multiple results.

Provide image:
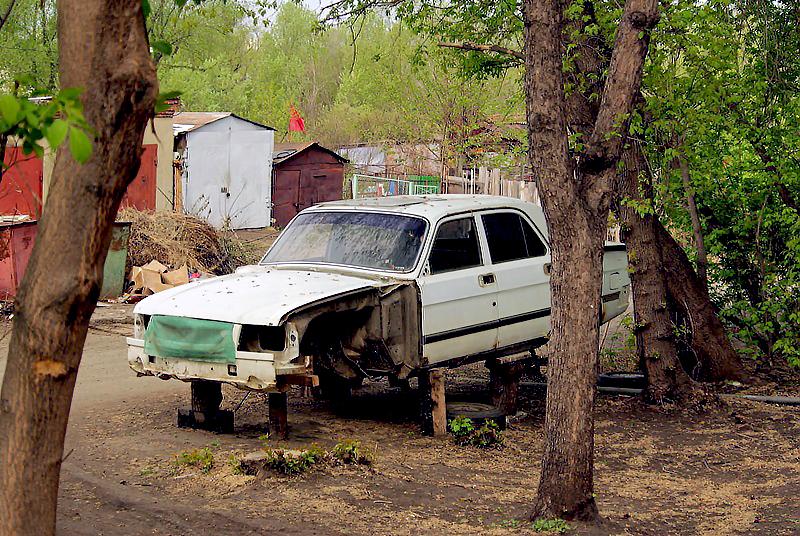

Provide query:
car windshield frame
left=259, top=210, right=430, bottom=274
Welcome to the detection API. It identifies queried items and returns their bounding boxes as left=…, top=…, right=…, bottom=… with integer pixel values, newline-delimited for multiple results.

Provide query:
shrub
left=331, top=440, right=373, bottom=466
left=448, top=416, right=503, bottom=448
left=263, top=445, right=325, bottom=475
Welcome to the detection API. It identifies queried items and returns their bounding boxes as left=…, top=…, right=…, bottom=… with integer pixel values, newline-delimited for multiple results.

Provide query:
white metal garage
left=174, top=112, right=275, bottom=230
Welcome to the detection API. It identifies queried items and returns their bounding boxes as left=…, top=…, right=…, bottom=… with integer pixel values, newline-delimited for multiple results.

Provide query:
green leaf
left=152, top=40, right=173, bottom=57
left=57, top=87, right=83, bottom=102
left=142, top=0, right=151, bottom=18
left=68, top=127, right=92, bottom=163
left=0, top=95, right=21, bottom=124
left=45, top=119, right=69, bottom=148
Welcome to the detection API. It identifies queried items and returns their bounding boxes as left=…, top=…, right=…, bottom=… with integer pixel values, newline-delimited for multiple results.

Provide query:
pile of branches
left=118, top=208, right=258, bottom=275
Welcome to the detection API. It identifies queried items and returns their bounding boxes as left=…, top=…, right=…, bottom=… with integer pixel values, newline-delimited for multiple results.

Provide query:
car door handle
left=479, top=273, right=495, bottom=286
left=543, top=263, right=552, bottom=275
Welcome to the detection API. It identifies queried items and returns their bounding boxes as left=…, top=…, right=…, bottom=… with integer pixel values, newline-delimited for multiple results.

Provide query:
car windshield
left=261, top=211, right=427, bottom=272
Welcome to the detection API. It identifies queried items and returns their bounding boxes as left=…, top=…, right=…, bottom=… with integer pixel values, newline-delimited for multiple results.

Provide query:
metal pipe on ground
left=520, top=381, right=800, bottom=406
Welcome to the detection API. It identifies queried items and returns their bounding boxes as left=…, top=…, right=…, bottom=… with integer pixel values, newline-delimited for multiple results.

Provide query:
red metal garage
left=272, top=142, right=347, bottom=228
left=1, top=143, right=159, bottom=216
left=0, top=147, right=44, bottom=217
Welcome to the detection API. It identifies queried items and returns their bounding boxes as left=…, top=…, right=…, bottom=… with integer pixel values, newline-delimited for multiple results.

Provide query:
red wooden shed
left=271, top=142, right=347, bottom=228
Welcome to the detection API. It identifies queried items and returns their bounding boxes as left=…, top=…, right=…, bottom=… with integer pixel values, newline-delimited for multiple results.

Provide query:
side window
left=428, top=217, right=482, bottom=274
left=482, top=212, right=547, bottom=263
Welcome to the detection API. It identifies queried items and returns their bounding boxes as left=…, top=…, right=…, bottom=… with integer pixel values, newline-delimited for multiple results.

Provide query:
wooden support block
left=420, top=369, right=447, bottom=437
left=488, top=361, right=524, bottom=416
left=179, top=380, right=233, bottom=433
left=276, top=374, right=319, bottom=389
left=191, top=379, right=222, bottom=415
left=268, top=392, right=289, bottom=439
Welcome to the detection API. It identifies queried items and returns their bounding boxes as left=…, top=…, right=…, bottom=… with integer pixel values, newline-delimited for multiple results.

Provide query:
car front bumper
left=127, top=337, right=287, bottom=391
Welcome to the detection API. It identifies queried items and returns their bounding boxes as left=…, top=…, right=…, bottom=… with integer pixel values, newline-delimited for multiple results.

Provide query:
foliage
left=448, top=416, right=503, bottom=449
left=531, top=518, right=570, bottom=533
left=600, top=314, right=638, bottom=371
left=640, top=0, right=800, bottom=367
left=262, top=445, right=326, bottom=475
left=0, top=86, right=92, bottom=164
left=174, top=447, right=214, bottom=474
left=330, top=439, right=373, bottom=465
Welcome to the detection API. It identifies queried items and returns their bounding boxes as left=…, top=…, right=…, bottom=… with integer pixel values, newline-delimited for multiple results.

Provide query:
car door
left=418, top=214, right=499, bottom=364
left=479, top=210, right=551, bottom=349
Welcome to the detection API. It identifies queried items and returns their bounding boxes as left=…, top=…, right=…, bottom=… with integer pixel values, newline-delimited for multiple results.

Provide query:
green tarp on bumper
left=144, top=315, right=236, bottom=363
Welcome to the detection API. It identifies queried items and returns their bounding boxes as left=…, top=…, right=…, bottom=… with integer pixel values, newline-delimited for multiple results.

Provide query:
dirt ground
left=0, top=307, right=798, bottom=536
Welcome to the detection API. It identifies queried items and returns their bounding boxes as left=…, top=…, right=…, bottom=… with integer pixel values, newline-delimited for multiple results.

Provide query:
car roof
left=310, top=195, right=546, bottom=228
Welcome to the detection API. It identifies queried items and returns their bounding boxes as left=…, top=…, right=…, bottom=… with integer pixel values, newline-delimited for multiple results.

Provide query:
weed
left=263, top=445, right=325, bottom=475
left=138, top=466, right=156, bottom=477
left=228, top=453, right=244, bottom=475
left=331, top=440, right=374, bottom=466
left=448, top=416, right=503, bottom=448
left=532, top=518, right=570, bottom=533
left=209, top=440, right=221, bottom=449
left=174, top=447, right=214, bottom=474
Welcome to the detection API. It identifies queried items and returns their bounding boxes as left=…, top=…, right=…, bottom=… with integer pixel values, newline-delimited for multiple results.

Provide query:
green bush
left=331, top=439, right=373, bottom=465
left=263, top=445, right=325, bottom=475
left=448, top=416, right=503, bottom=448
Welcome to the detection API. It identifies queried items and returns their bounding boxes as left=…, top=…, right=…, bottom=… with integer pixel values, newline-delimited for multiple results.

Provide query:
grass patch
left=532, top=518, right=570, bottom=533
left=174, top=447, right=214, bottom=474
left=449, top=416, right=503, bottom=448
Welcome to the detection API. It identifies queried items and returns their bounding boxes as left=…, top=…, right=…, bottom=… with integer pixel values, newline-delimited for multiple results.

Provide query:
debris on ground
left=118, top=208, right=261, bottom=276
left=129, top=260, right=189, bottom=295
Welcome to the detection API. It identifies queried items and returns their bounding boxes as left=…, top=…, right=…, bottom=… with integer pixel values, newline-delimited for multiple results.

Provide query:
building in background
left=1, top=101, right=176, bottom=217
left=271, top=142, right=347, bottom=227
left=173, top=112, right=275, bottom=230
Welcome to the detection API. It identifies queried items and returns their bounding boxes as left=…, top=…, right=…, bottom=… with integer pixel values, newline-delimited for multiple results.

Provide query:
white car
left=127, top=195, right=630, bottom=394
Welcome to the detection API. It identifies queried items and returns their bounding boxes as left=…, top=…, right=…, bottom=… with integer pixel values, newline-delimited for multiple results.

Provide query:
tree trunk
left=677, top=155, right=709, bottom=289
left=525, top=0, right=659, bottom=521
left=618, top=145, right=702, bottom=403
left=657, top=221, right=746, bottom=381
left=0, top=2, right=157, bottom=534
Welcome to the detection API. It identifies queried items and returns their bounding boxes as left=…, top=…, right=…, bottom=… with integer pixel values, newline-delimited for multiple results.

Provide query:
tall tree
left=0, top=1, right=157, bottom=534
left=523, top=0, right=659, bottom=520
left=616, top=142, right=704, bottom=403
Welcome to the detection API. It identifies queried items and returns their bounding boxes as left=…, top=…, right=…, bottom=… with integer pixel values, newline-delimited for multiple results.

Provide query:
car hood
left=133, top=266, right=393, bottom=326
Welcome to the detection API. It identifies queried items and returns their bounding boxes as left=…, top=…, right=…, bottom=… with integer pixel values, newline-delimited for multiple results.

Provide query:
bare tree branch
left=437, top=41, right=524, bottom=61
left=0, top=0, right=17, bottom=33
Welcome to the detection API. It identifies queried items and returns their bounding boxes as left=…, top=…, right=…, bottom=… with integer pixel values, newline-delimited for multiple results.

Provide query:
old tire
left=446, top=402, right=507, bottom=429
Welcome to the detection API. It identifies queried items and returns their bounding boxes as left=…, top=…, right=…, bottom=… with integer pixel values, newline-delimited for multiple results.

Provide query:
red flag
left=289, top=104, right=305, bottom=132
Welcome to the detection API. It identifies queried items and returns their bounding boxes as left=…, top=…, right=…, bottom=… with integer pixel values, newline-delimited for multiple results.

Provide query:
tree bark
left=524, top=0, right=601, bottom=520
left=657, top=221, right=746, bottom=381
left=618, top=144, right=702, bottom=403
left=0, top=2, right=157, bottom=534
left=677, top=155, right=709, bottom=289
left=525, top=0, right=659, bottom=521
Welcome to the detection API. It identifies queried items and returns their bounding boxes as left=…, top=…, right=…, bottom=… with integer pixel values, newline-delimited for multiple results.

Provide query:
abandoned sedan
left=127, top=195, right=630, bottom=405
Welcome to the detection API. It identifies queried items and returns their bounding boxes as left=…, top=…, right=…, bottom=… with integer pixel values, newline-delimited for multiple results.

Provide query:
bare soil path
left=0, top=308, right=798, bottom=535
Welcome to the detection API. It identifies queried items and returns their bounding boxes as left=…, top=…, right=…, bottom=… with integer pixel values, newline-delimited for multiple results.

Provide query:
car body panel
left=127, top=195, right=631, bottom=392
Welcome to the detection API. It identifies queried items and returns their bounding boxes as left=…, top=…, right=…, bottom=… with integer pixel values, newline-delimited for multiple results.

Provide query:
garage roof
left=173, top=112, right=275, bottom=135
left=272, top=142, right=348, bottom=165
